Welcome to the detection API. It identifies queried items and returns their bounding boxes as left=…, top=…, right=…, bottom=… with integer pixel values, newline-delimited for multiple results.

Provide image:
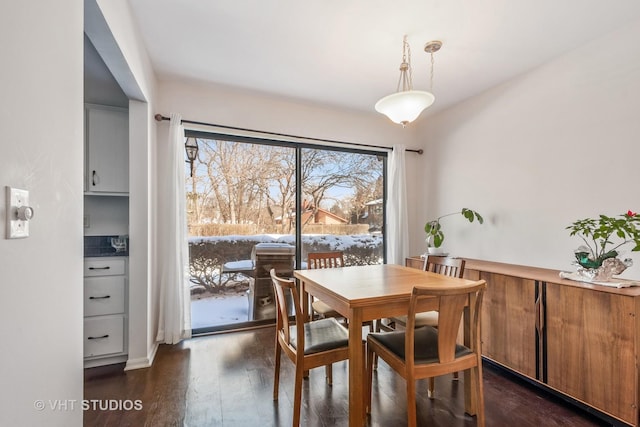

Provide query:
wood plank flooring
left=84, top=326, right=611, bottom=426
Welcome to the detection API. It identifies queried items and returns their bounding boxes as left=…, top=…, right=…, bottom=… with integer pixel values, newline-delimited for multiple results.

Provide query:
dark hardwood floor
left=84, top=326, right=611, bottom=427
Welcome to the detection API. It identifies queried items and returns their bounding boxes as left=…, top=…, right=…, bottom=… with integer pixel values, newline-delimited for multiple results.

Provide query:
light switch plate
left=5, top=186, right=30, bottom=239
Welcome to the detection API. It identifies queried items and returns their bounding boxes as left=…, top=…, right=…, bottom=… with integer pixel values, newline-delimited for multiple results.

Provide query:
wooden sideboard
left=406, top=256, right=640, bottom=427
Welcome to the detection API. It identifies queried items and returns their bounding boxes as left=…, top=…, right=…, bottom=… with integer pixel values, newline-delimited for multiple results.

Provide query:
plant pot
left=426, top=247, right=445, bottom=255
left=575, top=257, right=633, bottom=282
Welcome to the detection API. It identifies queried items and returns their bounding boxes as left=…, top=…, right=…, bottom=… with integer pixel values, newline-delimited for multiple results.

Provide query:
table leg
left=348, top=309, right=365, bottom=427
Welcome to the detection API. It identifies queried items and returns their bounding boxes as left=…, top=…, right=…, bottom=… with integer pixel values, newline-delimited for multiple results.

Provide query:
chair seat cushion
left=395, top=311, right=439, bottom=327
left=311, top=299, right=340, bottom=317
left=368, top=326, right=471, bottom=364
left=290, top=317, right=349, bottom=354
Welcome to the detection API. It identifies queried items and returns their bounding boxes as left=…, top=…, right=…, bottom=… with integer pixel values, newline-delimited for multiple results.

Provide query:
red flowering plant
left=566, top=210, right=640, bottom=269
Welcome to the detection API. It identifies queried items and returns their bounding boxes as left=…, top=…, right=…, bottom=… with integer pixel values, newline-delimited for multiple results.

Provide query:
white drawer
left=84, top=258, right=126, bottom=277
left=84, top=316, right=125, bottom=357
left=84, top=276, right=125, bottom=316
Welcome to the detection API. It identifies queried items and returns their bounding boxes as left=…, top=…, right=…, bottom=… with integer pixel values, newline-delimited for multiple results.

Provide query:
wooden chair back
left=308, top=251, right=345, bottom=269
left=270, top=269, right=302, bottom=349
left=423, top=256, right=465, bottom=278
left=405, top=281, right=486, bottom=369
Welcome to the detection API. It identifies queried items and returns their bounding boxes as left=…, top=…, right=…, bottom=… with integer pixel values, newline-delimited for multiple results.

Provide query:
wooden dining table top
left=294, top=263, right=479, bottom=308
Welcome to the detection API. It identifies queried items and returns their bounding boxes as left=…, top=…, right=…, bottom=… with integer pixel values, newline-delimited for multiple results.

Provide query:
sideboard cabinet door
left=545, top=282, right=637, bottom=425
left=480, top=272, right=538, bottom=379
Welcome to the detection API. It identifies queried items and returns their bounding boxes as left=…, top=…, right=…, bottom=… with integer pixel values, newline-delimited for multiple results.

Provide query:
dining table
left=293, top=263, right=482, bottom=427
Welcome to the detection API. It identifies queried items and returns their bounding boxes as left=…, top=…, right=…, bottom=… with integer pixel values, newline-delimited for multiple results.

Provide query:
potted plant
left=424, top=208, right=483, bottom=254
left=566, top=210, right=640, bottom=280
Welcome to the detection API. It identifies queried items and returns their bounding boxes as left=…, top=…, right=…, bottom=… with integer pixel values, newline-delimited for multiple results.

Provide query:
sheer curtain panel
left=386, top=144, right=409, bottom=265
left=156, top=113, right=192, bottom=344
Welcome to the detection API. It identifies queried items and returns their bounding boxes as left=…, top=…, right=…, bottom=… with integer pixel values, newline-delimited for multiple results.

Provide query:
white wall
left=84, top=35, right=128, bottom=108
left=415, top=18, right=640, bottom=279
left=0, top=1, right=84, bottom=426
left=157, top=78, right=418, bottom=149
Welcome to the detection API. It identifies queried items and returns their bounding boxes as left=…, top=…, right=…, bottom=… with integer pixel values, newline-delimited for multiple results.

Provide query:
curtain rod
left=154, top=114, right=423, bottom=154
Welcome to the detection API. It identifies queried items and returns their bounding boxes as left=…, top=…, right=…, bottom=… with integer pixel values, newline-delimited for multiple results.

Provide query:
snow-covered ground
left=189, top=233, right=383, bottom=330
left=191, top=293, right=249, bottom=329
left=189, top=233, right=383, bottom=251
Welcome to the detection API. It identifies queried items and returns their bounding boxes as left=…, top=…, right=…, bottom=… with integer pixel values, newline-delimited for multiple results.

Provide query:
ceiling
left=128, top=0, right=640, bottom=116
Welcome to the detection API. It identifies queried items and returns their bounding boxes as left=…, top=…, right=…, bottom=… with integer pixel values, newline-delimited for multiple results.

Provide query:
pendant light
left=375, top=37, right=442, bottom=127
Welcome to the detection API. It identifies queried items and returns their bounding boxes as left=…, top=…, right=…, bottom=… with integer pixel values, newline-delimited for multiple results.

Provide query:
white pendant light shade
left=375, top=36, right=442, bottom=127
left=375, top=90, right=435, bottom=126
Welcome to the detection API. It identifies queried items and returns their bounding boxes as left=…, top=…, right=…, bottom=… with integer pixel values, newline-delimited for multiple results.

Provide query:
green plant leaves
left=424, top=208, right=484, bottom=248
left=433, top=231, right=444, bottom=248
left=567, top=212, right=640, bottom=261
left=462, top=208, right=484, bottom=224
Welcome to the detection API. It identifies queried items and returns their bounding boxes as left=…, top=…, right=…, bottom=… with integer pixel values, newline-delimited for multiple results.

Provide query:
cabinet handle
left=89, top=295, right=111, bottom=300
left=88, top=266, right=110, bottom=270
left=92, top=170, right=97, bottom=186
left=535, top=296, right=541, bottom=333
left=534, top=295, right=545, bottom=332
left=88, top=335, right=109, bottom=340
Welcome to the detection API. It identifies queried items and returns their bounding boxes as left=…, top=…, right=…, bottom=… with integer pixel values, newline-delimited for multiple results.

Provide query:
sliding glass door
left=185, top=132, right=386, bottom=333
left=299, top=147, right=385, bottom=266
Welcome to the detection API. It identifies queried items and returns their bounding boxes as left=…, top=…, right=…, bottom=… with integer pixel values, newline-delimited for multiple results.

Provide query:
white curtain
left=386, top=144, right=409, bottom=265
left=156, top=113, right=192, bottom=344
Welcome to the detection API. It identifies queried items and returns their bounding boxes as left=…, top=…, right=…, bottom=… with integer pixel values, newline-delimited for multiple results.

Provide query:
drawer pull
left=88, top=266, right=110, bottom=270
left=89, top=295, right=111, bottom=300
left=88, top=334, right=109, bottom=340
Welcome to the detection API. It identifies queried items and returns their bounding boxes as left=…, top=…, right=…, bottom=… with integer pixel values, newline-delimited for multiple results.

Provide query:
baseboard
left=84, top=354, right=128, bottom=369
left=124, top=342, right=159, bottom=371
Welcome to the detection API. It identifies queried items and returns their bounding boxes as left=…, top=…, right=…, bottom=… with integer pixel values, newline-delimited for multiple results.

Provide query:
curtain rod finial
left=417, top=149, right=424, bottom=154
left=154, top=114, right=166, bottom=122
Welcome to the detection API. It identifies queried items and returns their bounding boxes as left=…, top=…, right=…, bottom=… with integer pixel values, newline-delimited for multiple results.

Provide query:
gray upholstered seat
left=289, top=317, right=349, bottom=354
left=368, top=325, right=471, bottom=364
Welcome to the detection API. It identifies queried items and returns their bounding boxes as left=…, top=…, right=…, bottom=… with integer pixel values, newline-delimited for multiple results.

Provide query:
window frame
left=185, top=129, right=388, bottom=266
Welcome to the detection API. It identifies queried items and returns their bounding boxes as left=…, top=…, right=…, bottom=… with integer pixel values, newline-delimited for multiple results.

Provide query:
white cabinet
left=84, top=276, right=125, bottom=316
left=84, top=316, right=125, bottom=357
left=85, top=105, right=129, bottom=194
left=84, top=257, right=128, bottom=367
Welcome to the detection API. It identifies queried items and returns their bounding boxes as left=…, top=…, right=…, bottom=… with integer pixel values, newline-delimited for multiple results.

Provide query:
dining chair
left=377, top=256, right=466, bottom=394
left=270, top=269, right=351, bottom=427
left=308, top=251, right=345, bottom=321
left=393, top=256, right=466, bottom=329
left=366, top=281, right=487, bottom=427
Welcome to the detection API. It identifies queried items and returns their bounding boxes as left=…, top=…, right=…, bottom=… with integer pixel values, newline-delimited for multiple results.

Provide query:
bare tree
left=300, top=149, right=382, bottom=225
left=197, top=140, right=284, bottom=226
left=187, top=138, right=384, bottom=235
